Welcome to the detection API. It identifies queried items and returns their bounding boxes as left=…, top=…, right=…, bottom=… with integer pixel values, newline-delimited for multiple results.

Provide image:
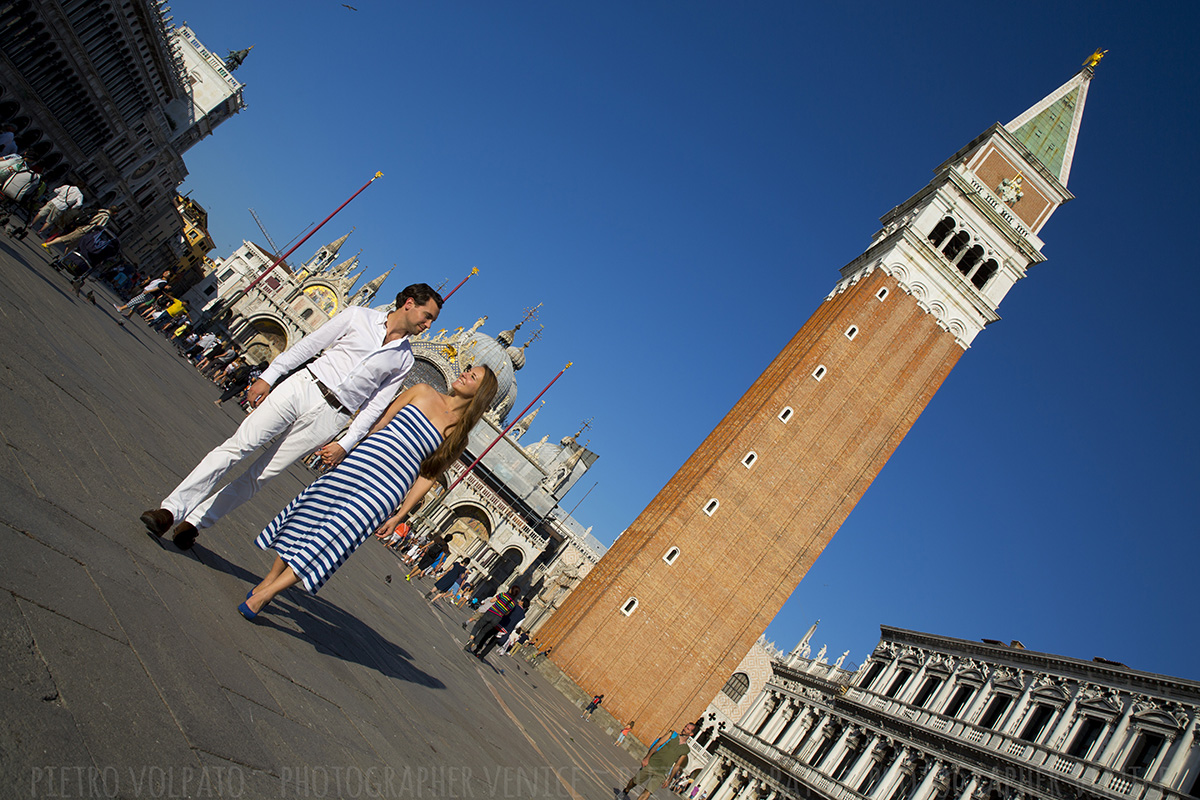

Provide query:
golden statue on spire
left=1084, top=48, right=1108, bottom=69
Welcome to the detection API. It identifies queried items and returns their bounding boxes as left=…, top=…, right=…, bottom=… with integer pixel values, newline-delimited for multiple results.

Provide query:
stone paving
left=0, top=237, right=647, bottom=799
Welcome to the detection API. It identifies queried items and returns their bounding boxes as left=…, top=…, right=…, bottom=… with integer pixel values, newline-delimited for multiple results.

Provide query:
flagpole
left=447, top=361, right=572, bottom=495
left=230, top=171, right=383, bottom=304
left=442, top=267, right=479, bottom=301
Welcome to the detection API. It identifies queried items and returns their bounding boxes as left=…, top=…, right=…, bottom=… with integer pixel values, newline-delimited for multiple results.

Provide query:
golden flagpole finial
left=373, top=171, right=384, bottom=179
left=564, top=361, right=573, bottom=370
left=470, top=267, right=479, bottom=276
left=1084, top=48, right=1107, bottom=69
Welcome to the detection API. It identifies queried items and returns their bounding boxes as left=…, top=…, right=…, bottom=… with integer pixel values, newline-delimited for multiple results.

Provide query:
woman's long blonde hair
left=419, top=364, right=499, bottom=479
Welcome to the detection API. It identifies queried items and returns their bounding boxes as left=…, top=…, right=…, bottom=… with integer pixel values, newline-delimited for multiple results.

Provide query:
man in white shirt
left=140, top=283, right=442, bottom=549
left=32, top=183, right=84, bottom=235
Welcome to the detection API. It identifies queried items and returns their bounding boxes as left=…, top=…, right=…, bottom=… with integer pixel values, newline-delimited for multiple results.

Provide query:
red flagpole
left=442, top=267, right=478, bottom=301
left=233, top=171, right=383, bottom=302
left=445, top=361, right=573, bottom=495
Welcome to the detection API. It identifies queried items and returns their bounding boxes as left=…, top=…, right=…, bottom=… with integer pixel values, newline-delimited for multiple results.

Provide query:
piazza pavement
left=0, top=235, right=651, bottom=800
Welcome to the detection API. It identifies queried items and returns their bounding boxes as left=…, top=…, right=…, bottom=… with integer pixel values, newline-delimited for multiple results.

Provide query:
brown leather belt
left=308, top=369, right=350, bottom=414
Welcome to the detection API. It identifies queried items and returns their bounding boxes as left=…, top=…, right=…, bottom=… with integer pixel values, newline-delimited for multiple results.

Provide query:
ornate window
left=860, top=660, right=885, bottom=689
left=722, top=672, right=749, bottom=703
left=978, top=693, right=1014, bottom=729
left=1067, top=717, right=1106, bottom=759
left=1123, top=731, right=1166, bottom=778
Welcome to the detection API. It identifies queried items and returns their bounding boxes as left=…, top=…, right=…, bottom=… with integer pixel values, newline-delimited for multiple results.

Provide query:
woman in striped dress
left=238, top=364, right=498, bottom=619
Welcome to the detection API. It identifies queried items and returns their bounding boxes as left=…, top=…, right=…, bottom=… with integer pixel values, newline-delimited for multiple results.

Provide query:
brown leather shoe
left=140, top=508, right=174, bottom=537
left=172, top=521, right=199, bottom=550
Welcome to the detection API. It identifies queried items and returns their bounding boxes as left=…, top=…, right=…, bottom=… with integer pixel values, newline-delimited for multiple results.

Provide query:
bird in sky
left=342, top=3, right=358, bottom=10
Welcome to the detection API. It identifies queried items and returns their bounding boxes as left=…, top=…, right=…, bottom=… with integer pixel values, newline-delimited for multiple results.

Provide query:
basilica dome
left=408, top=325, right=520, bottom=419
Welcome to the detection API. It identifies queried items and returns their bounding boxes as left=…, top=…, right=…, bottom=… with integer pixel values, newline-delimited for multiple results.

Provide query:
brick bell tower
left=536, top=57, right=1102, bottom=737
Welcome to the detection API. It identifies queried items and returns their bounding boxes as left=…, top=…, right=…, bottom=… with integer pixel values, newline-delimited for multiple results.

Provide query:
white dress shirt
left=48, top=184, right=83, bottom=211
left=258, top=306, right=414, bottom=451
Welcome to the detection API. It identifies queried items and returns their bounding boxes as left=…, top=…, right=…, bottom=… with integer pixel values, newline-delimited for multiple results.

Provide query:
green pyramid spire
left=1003, top=58, right=1098, bottom=187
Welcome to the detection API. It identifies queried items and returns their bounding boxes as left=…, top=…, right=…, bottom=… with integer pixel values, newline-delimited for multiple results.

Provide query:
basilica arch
left=438, top=503, right=494, bottom=555
left=238, top=314, right=290, bottom=363
left=490, top=546, right=526, bottom=588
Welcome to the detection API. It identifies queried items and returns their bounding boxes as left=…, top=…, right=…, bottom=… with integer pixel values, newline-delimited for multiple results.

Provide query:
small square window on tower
left=812, top=365, right=827, bottom=381
left=703, top=498, right=719, bottom=516
left=663, top=547, right=680, bottom=565
left=876, top=287, right=889, bottom=301
left=778, top=407, right=794, bottom=423
left=742, top=451, right=757, bottom=468
left=621, top=597, right=639, bottom=616
left=845, top=325, right=859, bottom=340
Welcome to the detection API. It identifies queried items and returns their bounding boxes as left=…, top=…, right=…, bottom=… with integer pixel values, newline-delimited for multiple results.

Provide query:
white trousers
left=162, top=372, right=350, bottom=529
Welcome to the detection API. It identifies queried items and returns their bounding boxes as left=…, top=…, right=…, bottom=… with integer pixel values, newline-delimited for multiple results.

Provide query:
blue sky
left=176, top=2, right=1199, bottom=681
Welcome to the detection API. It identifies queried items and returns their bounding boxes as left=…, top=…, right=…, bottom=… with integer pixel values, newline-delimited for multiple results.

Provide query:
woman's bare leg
left=253, top=556, right=289, bottom=594
left=246, top=559, right=301, bottom=613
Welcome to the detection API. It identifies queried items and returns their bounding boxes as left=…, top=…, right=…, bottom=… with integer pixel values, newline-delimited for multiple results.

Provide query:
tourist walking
left=113, top=270, right=171, bottom=318
left=32, top=183, right=83, bottom=236
left=582, top=694, right=604, bottom=720
left=238, top=365, right=498, bottom=619
left=464, top=584, right=521, bottom=655
left=139, top=284, right=441, bottom=549
left=475, top=599, right=526, bottom=659
left=427, top=557, right=471, bottom=604
left=617, top=722, right=694, bottom=800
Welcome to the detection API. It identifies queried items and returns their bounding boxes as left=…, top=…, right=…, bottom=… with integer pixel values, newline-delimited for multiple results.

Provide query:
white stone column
left=771, top=704, right=802, bottom=746
left=961, top=675, right=995, bottom=725
left=1095, top=697, right=1135, bottom=767
left=796, top=716, right=833, bottom=762
left=777, top=708, right=814, bottom=752
left=742, top=689, right=775, bottom=731
left=870, top=747, right=911, bottom=800
left=872, top=656, right=904, bottom=696
left=844, top=734, right=884, bottom=789
left=955, top=775, right=979, bottom=800
left=816, top=725, right=856, bottom=773
left=711, top=769, right=745, bottom=800
left=999, top=673, right=1037, bottom=736
left=1045, top=686, right=1081, bottom=749
left=1157, top=712, right=1198, bottom=787
left=732, top=777, right=762, bottom=800
left=696, top=758, right=730, bottom=796
left=759, top=700, right=795, bottom=744
left=928, top=671, right=960, bottom=714
left=898, top=661, right=930, bottom=705
left=749, top=694, right=781, bottom=736
left=909, top=760, right=944, bottom=800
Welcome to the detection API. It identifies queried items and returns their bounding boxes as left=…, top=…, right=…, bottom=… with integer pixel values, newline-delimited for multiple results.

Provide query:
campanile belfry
left=536, top=59, right=1100, bottom=736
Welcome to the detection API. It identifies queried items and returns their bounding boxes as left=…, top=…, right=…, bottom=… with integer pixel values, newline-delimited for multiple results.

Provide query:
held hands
left=245, top=379, right=271, bottom=408
left=318, top=442, right=347, bottom=466
left=374, top=513, right=402, bottom=539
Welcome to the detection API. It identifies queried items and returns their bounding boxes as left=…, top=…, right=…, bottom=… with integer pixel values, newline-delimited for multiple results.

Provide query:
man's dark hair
left=395, top=283, right=443, bottom=311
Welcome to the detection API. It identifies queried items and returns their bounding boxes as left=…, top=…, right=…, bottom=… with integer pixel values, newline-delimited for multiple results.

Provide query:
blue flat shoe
left=237, top=602, right=257, bottom=621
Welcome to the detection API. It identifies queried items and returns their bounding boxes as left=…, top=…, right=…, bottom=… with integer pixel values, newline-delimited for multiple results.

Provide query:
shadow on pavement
left=1, top=239, right=76, bottom=303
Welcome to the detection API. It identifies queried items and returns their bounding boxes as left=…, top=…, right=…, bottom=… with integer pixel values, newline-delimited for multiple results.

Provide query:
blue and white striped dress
left=256, top=404, right=442, bottom=594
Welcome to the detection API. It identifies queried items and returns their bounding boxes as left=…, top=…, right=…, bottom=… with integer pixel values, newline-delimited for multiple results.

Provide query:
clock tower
left=536, top=59, right=1100, bottom=738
